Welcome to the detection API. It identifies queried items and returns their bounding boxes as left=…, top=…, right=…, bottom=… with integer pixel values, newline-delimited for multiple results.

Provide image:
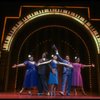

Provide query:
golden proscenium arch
left=15, top=25, right=91, bottom=91
left=2, top=9, right=100, bottom=54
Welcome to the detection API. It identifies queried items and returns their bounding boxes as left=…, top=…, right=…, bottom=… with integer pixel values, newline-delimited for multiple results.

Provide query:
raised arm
left=56, top=50, right=66, bottom=62
left=52, top=45, right=63, bottom=61
left=12, top=63, right=25, bottom=68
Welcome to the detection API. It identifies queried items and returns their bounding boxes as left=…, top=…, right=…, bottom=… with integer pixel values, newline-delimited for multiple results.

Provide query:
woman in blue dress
left=12, top=55, right=38, bottom=95
left=48, top=55, right=73, bottom=96
left=48, top=55, right=58, bottom=96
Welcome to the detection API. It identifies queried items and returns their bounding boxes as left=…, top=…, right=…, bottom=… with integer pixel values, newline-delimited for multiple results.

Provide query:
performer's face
left=65, top=56, right=70, bottom=61
left=53, top=55, right=57, bottom=60
left=29, top=57, right=33, bottom=61
left=77, top=58, right=80, bottom=62
left=75, top=58, right=80, bottom=63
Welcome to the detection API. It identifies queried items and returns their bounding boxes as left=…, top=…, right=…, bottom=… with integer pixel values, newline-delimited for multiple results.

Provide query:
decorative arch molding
left=2, top=8, right=100, bottom=54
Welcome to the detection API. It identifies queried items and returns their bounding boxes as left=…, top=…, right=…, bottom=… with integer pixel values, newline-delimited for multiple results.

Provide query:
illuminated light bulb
left=28, top=54, right=31, bottom=58
left=51, top=55, right=54, bottom=57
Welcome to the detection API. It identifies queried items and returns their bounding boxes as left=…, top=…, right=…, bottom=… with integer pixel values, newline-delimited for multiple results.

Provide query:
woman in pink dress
left=72, top=57, right=95, bottom=96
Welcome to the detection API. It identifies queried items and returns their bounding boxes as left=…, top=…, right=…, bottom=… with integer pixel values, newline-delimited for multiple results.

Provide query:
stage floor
left=0, top=92, right=99, bottom=99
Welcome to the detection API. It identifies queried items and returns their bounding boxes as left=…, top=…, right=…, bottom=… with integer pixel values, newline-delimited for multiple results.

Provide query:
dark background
left=0, top=0, right=100, bottom=42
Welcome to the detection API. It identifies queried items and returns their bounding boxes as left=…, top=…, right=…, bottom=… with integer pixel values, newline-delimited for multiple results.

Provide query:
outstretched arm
left=37, top=60, right=52, bottom=66
left=83, top=64, right=95, bottom=68
left=12, top=63, right=25, bottom=68
left=58, top=61, right=73, bottom=68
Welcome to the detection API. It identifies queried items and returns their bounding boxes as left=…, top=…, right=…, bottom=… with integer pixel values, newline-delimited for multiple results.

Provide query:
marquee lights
left=2, top=9, right=100, bottom=54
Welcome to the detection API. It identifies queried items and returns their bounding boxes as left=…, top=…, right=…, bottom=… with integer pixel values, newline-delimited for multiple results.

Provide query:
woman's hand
left=52, top=69, right=56, bottom=74
left=91, top=64, right=95, bottom=67
left=12, top=64, right=17, bottom=68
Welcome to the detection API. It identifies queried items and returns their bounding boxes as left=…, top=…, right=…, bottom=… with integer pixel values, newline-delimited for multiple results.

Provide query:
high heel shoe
left=74, top=89, right=77, bottom=96
left=28, top=91, right=33, bottom=96
left=59, top=91, right=64, bottom=96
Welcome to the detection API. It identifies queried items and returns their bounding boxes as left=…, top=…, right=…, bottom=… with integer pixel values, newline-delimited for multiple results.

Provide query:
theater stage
left=0, top=92, right=99, bottom=99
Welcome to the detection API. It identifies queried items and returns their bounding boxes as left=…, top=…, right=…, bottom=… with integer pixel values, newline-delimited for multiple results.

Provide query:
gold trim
left=1, top=6, right=100, bottom=53
left=1, top=6, right=96, bottom=91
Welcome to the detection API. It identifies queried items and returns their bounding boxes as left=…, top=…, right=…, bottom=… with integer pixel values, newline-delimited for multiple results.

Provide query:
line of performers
left=12, top=45, right=95, bottom=96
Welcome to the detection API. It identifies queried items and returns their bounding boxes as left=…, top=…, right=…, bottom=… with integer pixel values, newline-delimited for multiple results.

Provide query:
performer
left=12, top=54, right=38, bottom=95
left=72, top=57, right=95, bottom=96
left=52, top=45, right=73, bottom=96
left=48, top=55, right=58, bottom=96
left=37, top=54, right=72, bottom=96
left=57, top=53, right=73, bottom=96
left=37, top=52, right=50, bottom=96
